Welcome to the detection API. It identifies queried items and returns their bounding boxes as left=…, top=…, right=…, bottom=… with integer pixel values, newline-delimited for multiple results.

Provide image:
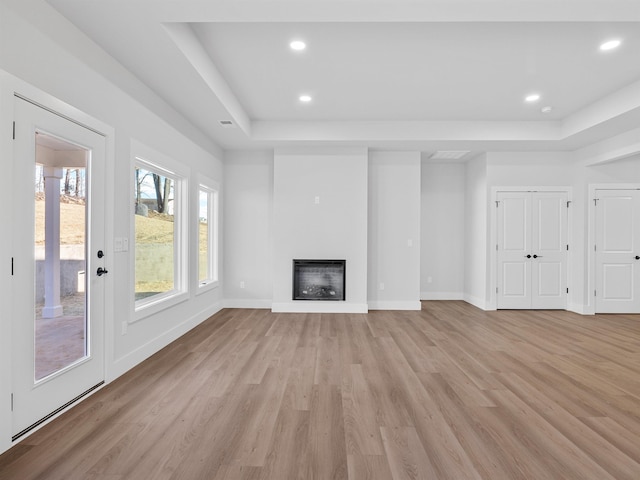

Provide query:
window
left=132, top=142, right=188, bottom=317
left=198, top=179, right=219, bottom=290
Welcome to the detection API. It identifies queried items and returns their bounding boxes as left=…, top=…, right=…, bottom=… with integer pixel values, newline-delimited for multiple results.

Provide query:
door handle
left=97, top=267, right=108, bottom=276
left=635, top=256, right=640, bottom=260
left=525, top=254, right=532, bottom=258
left=533, top=255, right=543, bottom=258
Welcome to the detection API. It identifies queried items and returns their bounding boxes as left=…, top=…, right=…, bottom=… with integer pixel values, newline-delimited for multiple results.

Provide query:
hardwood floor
left=1, top=301, right=639, bottom=479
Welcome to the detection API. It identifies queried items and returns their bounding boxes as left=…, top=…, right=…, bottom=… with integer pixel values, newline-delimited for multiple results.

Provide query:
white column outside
left=42, top=166, right=63, bottom=318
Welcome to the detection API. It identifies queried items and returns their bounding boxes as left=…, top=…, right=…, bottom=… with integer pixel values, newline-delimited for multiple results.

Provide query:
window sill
left=133, top=290, right=189, bottom=323
left=196, top=280, right=219, bottom=296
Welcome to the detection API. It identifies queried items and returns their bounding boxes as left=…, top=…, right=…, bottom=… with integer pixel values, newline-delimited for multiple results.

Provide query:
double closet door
left=497, top=191, right=568, bottom=309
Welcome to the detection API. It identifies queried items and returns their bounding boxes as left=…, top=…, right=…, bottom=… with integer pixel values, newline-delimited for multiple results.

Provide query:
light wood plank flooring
left=1, top=301, right=639, bottom=479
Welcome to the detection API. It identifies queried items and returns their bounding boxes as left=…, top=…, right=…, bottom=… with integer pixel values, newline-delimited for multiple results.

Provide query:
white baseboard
left=223, top=299, right=272, bottom=309
left=463, top=293, right=488, bottom=310
left=271, top=302, right=369, bottom=314
left=568, top=303, right=594, bottom=315
left=420, top=292, right=464, bottom=301
left=107, top=301, right=223, bottom=383
left=368, top=301, right=422, bottom=311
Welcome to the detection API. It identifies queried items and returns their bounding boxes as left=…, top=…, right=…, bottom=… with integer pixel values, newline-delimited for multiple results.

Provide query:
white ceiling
left=45, top=0, right=640, bottom=153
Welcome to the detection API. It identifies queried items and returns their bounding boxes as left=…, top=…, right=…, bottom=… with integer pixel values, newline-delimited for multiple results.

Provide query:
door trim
left=588, top=183, right=640, bottom=314
left=489, top=186, right=573, bottom=311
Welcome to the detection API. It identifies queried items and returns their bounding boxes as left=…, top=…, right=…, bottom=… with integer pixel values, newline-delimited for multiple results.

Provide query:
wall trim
left=421, top=291, right=464, bottom=301
left=368, top=301, right=422, bottom=311
left=568, top=303, right=594, bottom=315
left=463, top=293, right=488, bottom=310
left=223, top=299, right=272, bottom=309
left=271, top=302, right=369, bottom=314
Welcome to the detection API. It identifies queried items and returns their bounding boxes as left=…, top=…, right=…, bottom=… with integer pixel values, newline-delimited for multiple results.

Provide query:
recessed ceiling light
left=299, top=95, right=312, bottom=103
left=525, top=93, right=541, bottom=103
left=290, top=40, right=306, bottom=51
left=541, top=106, right=553, bottom=114
left=599, top=39, right=622, bottom=51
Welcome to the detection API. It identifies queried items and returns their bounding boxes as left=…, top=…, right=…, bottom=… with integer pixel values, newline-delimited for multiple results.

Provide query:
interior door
left=595, top=189, right=640, bottom=313
left=12, top=97, right=105, bottom=440
left=497, top=191, right=568, bottom=309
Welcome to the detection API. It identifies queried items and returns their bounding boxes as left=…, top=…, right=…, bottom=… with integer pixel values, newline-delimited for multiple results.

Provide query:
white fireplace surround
left=272, top=148, right=369, bottom=313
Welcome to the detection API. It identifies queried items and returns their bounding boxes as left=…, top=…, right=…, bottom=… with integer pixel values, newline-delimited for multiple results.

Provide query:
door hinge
left=496, top=287, right=499, bottom=294
left=495, top=200, right=500, bottom=208
left=496, top=244, right=498, bottom=251
left=594, top=198, right=599, bottom=206
left=594, top=290, right=597, bottom=297
left=567, top=201, right=571, bottom=208
left=11, top=257, right=14, bottom=275
left=12, top=121, right=15, bottom=140
left=594, top=245, right=597, bottom=252
left=566, top=288, right=569, bottom=293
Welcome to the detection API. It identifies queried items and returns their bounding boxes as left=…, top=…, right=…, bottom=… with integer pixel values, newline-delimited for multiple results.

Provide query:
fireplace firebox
left=293, top=259, right=345, bottom=301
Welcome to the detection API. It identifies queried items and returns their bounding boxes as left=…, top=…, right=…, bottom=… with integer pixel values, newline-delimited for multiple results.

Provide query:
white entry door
left=595, top=189, right=640, bottom=313
left=12, top=97, right=106, bottom=440
left=497, top=191, right=568, bottom=309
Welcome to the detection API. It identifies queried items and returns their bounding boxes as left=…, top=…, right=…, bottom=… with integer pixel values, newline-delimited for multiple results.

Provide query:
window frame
left=131, top=141, right=189, bottom=321
left=196, top=176, right=220, bottom=294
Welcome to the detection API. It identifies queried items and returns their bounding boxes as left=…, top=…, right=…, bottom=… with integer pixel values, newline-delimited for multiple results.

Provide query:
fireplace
left=293, top=259, right=345, bottom=301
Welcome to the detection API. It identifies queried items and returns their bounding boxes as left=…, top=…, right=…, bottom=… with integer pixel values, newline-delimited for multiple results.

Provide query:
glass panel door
left=12, top=97, right=105, bottom=440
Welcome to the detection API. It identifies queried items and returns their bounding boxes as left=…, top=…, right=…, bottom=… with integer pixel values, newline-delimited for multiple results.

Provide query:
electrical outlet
left=379, top=282, right=385, bottom=291
left=427, top=276, right=433, bottom=284
left=240, top=281, right=245, bottom=289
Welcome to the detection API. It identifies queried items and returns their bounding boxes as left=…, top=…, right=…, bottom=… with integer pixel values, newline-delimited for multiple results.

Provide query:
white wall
left=486, top=152, right=573, bottom=186
left=272, top=148, right=368, bottom=312
left=464, top=154, right=489, bottom=309
left=223, top=151, right=274, bottom=308
left=421, top=162, right=465, bottom=300
left=368, top=152, right=421, bottom=310
left=0, top=1, right=223, bottom=454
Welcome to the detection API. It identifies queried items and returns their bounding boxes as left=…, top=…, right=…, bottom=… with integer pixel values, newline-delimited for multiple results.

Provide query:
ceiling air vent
left=219, top=120, right=235, bottom=128
left=429, top=151, right=470, bottom=160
